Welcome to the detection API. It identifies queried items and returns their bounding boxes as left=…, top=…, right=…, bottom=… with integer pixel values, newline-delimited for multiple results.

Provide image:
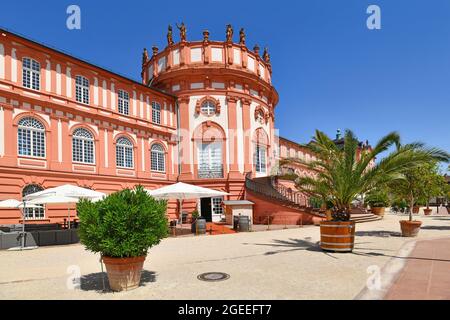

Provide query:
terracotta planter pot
left=423, top=208, right=432, bottom=216
left=102, top=256, right=146, bottom=292
left=412, top=206, right=420, bottom=214
left=371, top=207, right=385, bottom=216
left=320, top=220, right=355, bottom=253
left=399, top=220, right=422, bottom=237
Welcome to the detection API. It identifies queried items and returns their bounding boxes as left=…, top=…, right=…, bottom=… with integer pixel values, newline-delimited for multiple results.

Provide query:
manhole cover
left=197, top=272, right=230, bottom=282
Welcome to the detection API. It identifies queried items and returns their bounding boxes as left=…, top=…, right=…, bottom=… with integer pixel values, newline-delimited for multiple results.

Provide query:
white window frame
left=22, top=57, right=40, bottom=91
left=152, top=102, right=161, bottom=124
left=151, top=144, right=165, bottom=172
left=22, top=184, right=45, bottom=220
left=17, top=117, right=46, bottom=158
left=255, top=144, right=267, bottom=173
left=116, top=137, right=134, bottom=169
left=201, top=100, right=216, bottom=116
left=198, top=142, right=223, bottom=178
left=75, top=75, right=90, bottom=105
left=118, top=90, right=130, bottom=115
left=72, top=128, right=95, bottom=164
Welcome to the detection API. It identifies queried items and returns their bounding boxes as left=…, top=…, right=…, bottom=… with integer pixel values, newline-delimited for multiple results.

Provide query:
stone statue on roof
left=239, top=28, right=246, bottom=45
left=167, top=25, right=174, bottom=46
left=226, top=24, right=233, bottom=42
left=176, top=22, right=187, bottom=42
left=142, top=48, right=149, bottom=65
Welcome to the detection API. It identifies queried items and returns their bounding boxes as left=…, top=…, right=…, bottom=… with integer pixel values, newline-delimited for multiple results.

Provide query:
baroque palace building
left=0, top=25, right=326, bottom=226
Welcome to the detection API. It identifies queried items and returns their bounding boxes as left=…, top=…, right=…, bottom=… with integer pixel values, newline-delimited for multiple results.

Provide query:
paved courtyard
left=0, top=213, right=449, bottom=300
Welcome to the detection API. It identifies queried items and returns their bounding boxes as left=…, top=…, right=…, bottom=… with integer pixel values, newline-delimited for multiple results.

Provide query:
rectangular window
left=198, top=142, right=223, bottom=178
left=118, top=90, right=129, bottom=115
left=22, top=58, right=40, bottom=91
left=152, top=102, right=161, bottom=124
left=75, top=76, right=90, bottom=104
left=212, top=197, right=224, bottom=217
left=255, top=144, right=266, bottom=173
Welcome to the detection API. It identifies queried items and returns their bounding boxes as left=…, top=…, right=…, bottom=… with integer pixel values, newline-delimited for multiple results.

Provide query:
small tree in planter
left=419, top=162, right=447, bottom=215
left=283, top=129, right=448, bottom=251
left=77, top=185, right=168, bottom=291
left=390, top=162, right=449, bottom=236
left=365, top=187, right=390, bottom=216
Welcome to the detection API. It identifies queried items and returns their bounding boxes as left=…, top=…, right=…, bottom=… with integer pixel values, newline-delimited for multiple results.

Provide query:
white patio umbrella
left=146, top=182, right=229, bottom=223
left=24, top=185, right=106, bottom=230
left=23, top=184, right=105, bottom=202
left=28, top=195, right=80, bottom=229
left=0, top=199, right=40, bottom=209
left=0, top=199, right=41, bottom=250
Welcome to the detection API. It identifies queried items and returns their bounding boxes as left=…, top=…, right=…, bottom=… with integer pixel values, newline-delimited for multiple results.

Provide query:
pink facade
left=0, top=27, right=285, bottom=225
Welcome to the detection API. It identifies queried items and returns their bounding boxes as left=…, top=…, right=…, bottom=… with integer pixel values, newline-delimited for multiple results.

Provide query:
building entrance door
left=200, top=198, right=212, bottom=222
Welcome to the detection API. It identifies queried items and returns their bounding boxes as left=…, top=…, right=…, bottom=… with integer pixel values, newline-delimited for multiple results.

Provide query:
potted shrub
left=190, top=209, right=200, bottom=233
left=77, top=185, right=168, bottom=292
left=282, top=129, right=448, bottom=251
left=365, top=187, right=389, bottom=217
left=390, top=162, right=449, bottom=236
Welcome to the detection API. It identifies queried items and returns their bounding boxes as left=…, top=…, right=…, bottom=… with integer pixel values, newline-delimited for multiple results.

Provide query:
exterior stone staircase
left=245, top=174, right=381, bottom=224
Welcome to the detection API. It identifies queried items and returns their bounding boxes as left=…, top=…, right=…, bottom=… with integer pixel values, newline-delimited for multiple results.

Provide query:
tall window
left=22, top=58, right=40, bottom=91
left=75, top=75, right=90, bottom=104
left=152, top=102, right=161, bottom=124
left=72, top=128, right=94, bottom=164
left=151, top=144, right=165, bottom=172
left=116, top=137, right=134, bottom=168
left=198, top=142, right=223, bottom=178
left=255, top=144, right=266, bottom=173
left=18, top=117, right=46, bottom=158
left=201, top=100, right=216, bottom=116
left=118, top=90, right=129, bottom=115
left=22, top=185, right=45, bottom=220
left=212, top=197, right=224, bottom=217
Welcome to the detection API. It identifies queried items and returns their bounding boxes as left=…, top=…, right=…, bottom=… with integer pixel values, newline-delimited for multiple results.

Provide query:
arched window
left=201, top=100, right=216, bottom=116
left=75, top=75, right=90, bottom=104
left=152, top=102, right=161, bottom=124
left=22, top=58, right=40, bottom=91
left=22, top=184, right=45, bottom=220
left=18, top=117, right=46, bottom=158
left=151, top=144, right=165, bottom=172
left=116, top=137, right=134, bottom=168
left=72, top=128, right=95, bottom=164
left=118, top=90, right=129, bottom=115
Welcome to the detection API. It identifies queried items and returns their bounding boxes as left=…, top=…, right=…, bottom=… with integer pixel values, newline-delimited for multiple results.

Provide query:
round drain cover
left=197, top=272, right=230, bottom=282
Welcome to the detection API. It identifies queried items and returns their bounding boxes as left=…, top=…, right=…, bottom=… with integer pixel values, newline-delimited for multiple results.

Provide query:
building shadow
left=80, top=270, right=156, bottom=293
left=245, top=238, right=338, bottom=259
left=420, top=225, right=450, bottom=231
left=355, top=230, right=402, bottom=237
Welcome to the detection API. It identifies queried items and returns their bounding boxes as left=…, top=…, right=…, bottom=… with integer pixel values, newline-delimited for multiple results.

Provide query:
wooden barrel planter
left=320, top=221, right=356, bottom=252
left=371, top=207, right=385, bottom=216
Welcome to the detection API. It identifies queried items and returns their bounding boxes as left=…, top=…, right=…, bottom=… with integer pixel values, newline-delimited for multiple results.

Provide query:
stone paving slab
left=384, top=237, right=450, bottom=300
left=0, top=214, right=449, bottom=300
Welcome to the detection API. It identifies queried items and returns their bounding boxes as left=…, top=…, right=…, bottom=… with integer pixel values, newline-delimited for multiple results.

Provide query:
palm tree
left=281, top=130, right=449, bottom=221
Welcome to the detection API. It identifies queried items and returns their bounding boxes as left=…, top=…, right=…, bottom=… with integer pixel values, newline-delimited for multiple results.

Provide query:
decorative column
left=0, top=102, right=15, bottom=166
left=177, top=96, right=193, bottom=180
left=241, top=98, right=253, bottom=174
left=227, top=95, right=242, bottom=179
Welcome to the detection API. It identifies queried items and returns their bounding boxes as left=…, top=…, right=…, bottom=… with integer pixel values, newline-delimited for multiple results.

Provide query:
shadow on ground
left=80, top=270, right=156, bottom=293
left=355, top=230, right=402, bottom=237
left=420, top=225, right=450, bottom=231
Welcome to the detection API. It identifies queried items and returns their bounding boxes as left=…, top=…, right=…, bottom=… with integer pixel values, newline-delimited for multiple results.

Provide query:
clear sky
left=1, top=0, right=449, bottom=168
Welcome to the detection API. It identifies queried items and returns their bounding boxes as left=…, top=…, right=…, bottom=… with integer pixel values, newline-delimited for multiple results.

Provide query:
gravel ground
left=0, top=213, right=449, bottom=300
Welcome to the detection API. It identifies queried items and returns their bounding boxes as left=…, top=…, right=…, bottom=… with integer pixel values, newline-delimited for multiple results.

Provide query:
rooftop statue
left=226, top=24, right=233, bottom=42
left=142, top=48, right=149, bottom=65
left=239, top=28, right=246, bottom=45
left=167, top=25, right=174, bottom=46
left=176, top=22, right=187, bottom=42
left=263, top=47, right=271, bottom=63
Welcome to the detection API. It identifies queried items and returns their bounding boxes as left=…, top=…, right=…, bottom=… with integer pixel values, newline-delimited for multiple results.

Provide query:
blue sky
left=1, top=0, right=449, bottom=169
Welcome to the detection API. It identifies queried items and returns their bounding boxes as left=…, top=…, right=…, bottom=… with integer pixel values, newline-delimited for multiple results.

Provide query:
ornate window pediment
left=195, top=96, right=221, bottom=116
